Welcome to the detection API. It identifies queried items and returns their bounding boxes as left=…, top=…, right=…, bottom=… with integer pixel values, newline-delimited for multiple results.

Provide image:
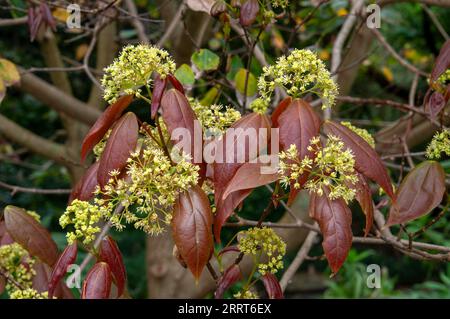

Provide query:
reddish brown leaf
left=213, top=113, right=271, bottom=241
left=97, top=112, right=139, bottom=188
left=160, top=89, right=202, bottom=164
left=40, top=2, right=56, bottom=31
left=323, top=121, right=395, bottom=201
left=151, top=74, right=167, bottom=119
left=261, top=273, right=284, bottom=299
left=82, top=262, right=112, bottom=299
left=239, top=0, right=259, bottom=26
left=172, top=185, right=213, bottom=280
left=221, top=157, right=279, bottom=200
left=309, top=190, right=352, bottom=274
left=353, top=172, right=374, bottom=237
left=214, top=264, right=242, bottom=299
left=217, top=245, right=240, bottom=257
left=48, top=242, right=78, bottom=298
left=69, top=161, right=99, bottom=204
left=426, top=91, right=446, bottom=119
left=386, top=161, right=445, bottom=226
left=29, top=7, right=42, bottom=42
left=0, top=275, right=5, bottom=295
left=431, top=39, right=450, bottom=82
left=271, top=96, right=292, bottom=128
left=33, top=260, right=74, bottom=299
left=215, top=189, right=253, bottom=242
left=81, top=95, right=133, bottom=162
left=168, top=74, right=185, bottom=94
left=99, top=236, right=127, bottom=297
left=278, top=99, right=321, bottom=204
left=210, top=1, right=227, bottom=17
left=4, top=205, right=58, bottom=266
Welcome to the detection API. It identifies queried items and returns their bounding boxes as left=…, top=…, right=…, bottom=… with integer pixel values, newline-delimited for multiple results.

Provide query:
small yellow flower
left=101, top=44, right=176, bottom=103
left=0, top=243, right=36, bottom=295
left=10, top=289, right=50, bottom=299
left=191, top=100, right=241, bottom=136
left=257, top=49, right=338, bottom=109
left=238, top=227, right=286, bottom=275
left=97, top=135, right=199, bottom=235
left=271, top=0, right=289, bottom=8
left=278, top=135, right=358, bottom=203
left=59, top=200, right=106, bottom=245
left=340, top=121, right=375, bottom=148
left=426, top=129, right=450, bottom=159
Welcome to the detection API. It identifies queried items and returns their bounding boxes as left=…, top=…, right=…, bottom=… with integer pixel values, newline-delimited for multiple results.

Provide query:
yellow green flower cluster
left=271, top=0, right=289, bottom=8
left=93, top=129, right=111, bottom=160
left=426, top=129, right=450, bottom=159
left=341, top=121, right=375, bottom=148
left=0, top=243, right=36, bottom=294
left=278, top=135, right=358, bottom=203
left=249, top=98, right=268, bottom=114
left=234, top=289, right=259, bottom=299
left=97, top=136, right=199, bottom=235
left=10, top=288, right=49, bottom=299
left=101, top=44, right=176, bottom=103
left=257, top=49, right=338, bottom=109
left=437, top=69, right=450, bottom=85
left=191, top=100, right=241, bottom=135
left=59, top=199, right=107, bottom=245
left=238, top=227, right=286, bottom=275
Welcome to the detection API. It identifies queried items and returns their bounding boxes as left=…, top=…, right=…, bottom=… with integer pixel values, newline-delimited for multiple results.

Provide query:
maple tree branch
left=124, top=0, right=149, bottom=44
left=19, top=70, right=101, bottom=125
left=0, top=180, right=71, bottom=195
left=371, top=28, right=429, bottom=77
left=0, top=113, right=69, bottom=164
left=279, top=230, right=318, bottom=292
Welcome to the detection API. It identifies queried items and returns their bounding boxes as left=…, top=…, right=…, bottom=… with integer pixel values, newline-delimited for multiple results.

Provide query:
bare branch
left=0, top=180, right=71, bottom=195
left=0, top=113, right=68, bottom=164
left=124, top=0, right=149, bottom=44
left=279, top=230, right=318, bottom=292
left=19, top=71, right=101, bottom=125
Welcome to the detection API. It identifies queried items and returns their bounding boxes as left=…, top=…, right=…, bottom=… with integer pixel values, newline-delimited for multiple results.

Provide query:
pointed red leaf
left=353, top=172, right=374, bottom=237
left=160, top=89, right=203, bottom=163
left=213, top=113, right=271, bottom=241
left=214, top=264, right=242, bottom=299
left=151, top=74, right=167, bottom=119
left=221, top=157, right=279, bottom=200
left=69, top=161, right=99, bottom=204
left=240, top=0, right=259, bottom=26
left=82, top=262, right=112, bottom=299
left=97, top=112, right=139, bottom=188
left=271, top=96, right=292, bottom=128
left=99, top=236, right=127, bottom=297
left=48, top=242, right=78, bottom=298
left=309, top=190, right=353, bottom=274
left=431, top=39, right=450, bottom=82
left=4, top=205, right=58, bottom=266
left=32, top=261, right=74, bottom=299
left=168, top=74, right=185, bottom=94
left=172, top=185, right=213, bottom=280
left=261, top=273, right=284, bottom=299
left=278, top=99, right=321, bottom=204
left=386, top=161, right=445, bottom=226
left=425, top=91, right=445, bottom=119
left=81, top=95, right=133, bottom=162
left=40, top=2, right=56, bottom=31
left=323, top=120, right=395, bottom=201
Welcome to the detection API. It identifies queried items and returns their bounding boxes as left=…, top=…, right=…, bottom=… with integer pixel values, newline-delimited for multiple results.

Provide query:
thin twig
left=279, top=229, right=318, bottom=292
left=0, top=180, right=71, bottom=195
